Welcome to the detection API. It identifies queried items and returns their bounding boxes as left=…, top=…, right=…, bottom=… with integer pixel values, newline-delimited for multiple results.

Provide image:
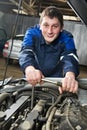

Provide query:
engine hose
left=36, top=89, right=58, bottom=100
left=66, top=101, right=75, bottom=130
left=15, top=90, right=57, bottom=101
left=46, top=107, right=57, bottom=130
left=42, top=124, right=46, bottom=130
left=48, top=88, right=59, bottom=98
left=41, top=107, right=57, bottom=130
left=80, top=107, right=87, bottom=120
left=46, top=95, right=62, bottom=118
left=38, top=95, right=62, bottom=122
left=13, top=86, right=59, bottom=101
left=0, top=92, right=10, bottom=104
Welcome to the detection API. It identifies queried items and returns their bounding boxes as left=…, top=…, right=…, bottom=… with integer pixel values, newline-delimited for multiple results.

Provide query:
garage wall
left=0, top=11, right=39, bottom=37
left=0, top=11, right=87, bottom=66
left=64, top=21, right=87, bottom=66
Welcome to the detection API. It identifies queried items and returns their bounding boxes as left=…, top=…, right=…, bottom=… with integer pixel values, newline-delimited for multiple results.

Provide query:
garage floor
left=0, top=57, right=23, bottom=79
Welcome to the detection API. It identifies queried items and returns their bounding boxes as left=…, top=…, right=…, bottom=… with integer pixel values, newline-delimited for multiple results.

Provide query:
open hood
left=67, top=0, right=87, bottom=26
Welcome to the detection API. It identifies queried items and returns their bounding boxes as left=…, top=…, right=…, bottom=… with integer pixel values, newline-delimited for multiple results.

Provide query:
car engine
left=0, top=77, right=87, bottom=130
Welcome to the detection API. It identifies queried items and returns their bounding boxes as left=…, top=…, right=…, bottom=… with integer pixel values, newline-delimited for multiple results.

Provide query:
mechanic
left=19, top=6, right=79, bottom=94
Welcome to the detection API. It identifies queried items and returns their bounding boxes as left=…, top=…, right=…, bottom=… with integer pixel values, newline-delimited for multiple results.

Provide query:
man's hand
left=59, top=72, right=78, bottom=94
left=25, top=66, right=44, bottom=86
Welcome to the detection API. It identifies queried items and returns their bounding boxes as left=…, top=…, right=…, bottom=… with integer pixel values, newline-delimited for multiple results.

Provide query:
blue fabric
left=19, top=24, right=79, bottom=77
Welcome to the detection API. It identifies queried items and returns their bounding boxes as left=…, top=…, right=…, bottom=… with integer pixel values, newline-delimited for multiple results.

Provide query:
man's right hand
left=25, top=66, right=44, bottom=86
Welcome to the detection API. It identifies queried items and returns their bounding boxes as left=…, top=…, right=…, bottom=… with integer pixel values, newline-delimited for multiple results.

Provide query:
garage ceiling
left=0, top=0, right=77, bottom=17
left=0, top=0, right=87, bottom=25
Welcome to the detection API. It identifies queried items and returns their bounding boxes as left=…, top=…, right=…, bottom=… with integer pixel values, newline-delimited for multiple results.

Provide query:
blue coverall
left=19, top=25, right=79, bottom=77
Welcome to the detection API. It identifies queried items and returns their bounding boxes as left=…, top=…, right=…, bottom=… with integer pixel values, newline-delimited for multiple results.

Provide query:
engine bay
left=0, top=77, right=87, bottom=130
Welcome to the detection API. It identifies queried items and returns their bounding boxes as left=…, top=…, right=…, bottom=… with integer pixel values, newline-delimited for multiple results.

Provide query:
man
left=19, top=6, right=79, bottom=94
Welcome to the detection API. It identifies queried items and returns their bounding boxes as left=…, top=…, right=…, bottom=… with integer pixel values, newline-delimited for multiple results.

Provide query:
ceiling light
left=12, top=9, right=28, bottom=15
left=63, top=15, right=80, bottom=21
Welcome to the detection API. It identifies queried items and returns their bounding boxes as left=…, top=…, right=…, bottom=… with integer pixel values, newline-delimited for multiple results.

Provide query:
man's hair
left=39, top=6, right=63, bottom=27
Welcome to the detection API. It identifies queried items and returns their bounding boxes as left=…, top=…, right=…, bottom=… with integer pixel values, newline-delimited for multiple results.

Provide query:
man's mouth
left=47, top=35, right=54, bottom=38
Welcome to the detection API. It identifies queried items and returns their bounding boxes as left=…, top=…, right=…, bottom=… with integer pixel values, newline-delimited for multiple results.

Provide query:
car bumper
left=3, top=50, right=19, bottom=60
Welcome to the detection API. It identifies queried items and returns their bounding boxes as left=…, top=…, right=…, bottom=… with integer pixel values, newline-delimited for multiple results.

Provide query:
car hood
left=67, top=0, right=87, bottom=26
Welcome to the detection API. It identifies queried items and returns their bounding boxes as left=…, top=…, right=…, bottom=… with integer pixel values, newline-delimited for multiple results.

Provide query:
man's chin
left=46, top=38, right=55, bottom=44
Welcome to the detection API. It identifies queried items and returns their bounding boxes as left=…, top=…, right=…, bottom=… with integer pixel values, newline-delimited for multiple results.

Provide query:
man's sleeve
left=60, top=35, right=79, bottom=77
left=19, top=29, right=39, bottom=72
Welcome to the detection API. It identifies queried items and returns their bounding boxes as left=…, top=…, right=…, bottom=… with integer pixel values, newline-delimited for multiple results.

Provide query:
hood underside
left=67, top=0, right=87, bottom=26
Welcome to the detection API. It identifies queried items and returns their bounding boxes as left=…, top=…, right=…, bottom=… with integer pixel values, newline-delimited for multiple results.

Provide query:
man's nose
left=48, top=26, right=53, bottom=33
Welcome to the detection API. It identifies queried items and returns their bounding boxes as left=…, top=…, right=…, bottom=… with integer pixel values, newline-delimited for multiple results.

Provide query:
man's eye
left=53, top=25, right=58, bottom=28
left=44, top=24, right=48, bottom=27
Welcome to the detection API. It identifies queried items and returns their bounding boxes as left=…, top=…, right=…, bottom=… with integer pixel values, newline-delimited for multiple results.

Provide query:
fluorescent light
left=63, top=15, right=80, bottom=21
left=12, top=9, right=28, bottom=15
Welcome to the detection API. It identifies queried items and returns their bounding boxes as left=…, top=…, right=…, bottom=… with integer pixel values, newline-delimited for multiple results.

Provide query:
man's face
left=40, top=16, right=63, bottom=44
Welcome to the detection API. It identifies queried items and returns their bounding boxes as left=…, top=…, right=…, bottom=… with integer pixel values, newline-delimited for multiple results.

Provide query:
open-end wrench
left=41, top=78, right=62, bottom=86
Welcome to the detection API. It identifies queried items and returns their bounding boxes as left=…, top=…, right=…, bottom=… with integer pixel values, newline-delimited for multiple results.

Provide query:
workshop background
left=0, top=0, right=87, bottom=79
